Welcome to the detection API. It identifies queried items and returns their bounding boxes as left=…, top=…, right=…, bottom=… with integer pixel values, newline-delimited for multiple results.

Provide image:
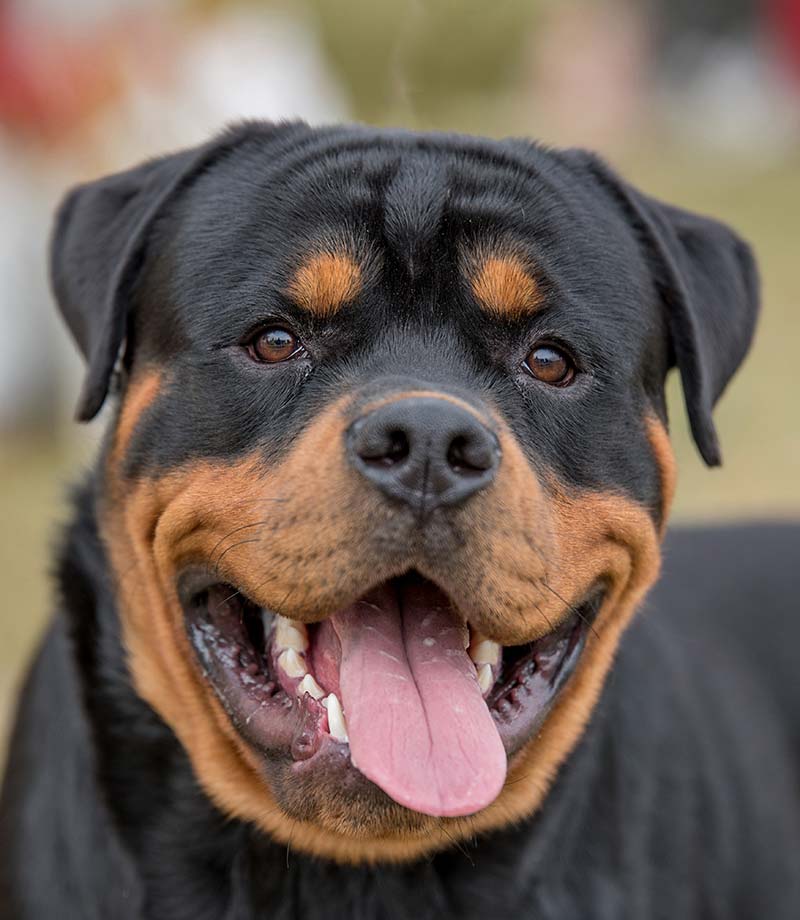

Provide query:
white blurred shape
left=181, top=10, right=348, bottom=128
left=664, top=38, right=800, bottom=156
left=111, top=8, right=349, bottom=160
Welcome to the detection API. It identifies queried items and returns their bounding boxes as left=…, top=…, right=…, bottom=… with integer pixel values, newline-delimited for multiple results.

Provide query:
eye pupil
left=251, top=326, right=302, bottom=363
left=524, top=345, right=574, bottom=385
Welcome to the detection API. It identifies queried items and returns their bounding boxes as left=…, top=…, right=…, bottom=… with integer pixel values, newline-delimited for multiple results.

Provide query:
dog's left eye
left=247, top=326, right=305, bottom=364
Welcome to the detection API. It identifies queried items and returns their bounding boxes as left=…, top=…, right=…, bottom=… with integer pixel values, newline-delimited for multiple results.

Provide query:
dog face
left=51, top=123, right=758, bottom=862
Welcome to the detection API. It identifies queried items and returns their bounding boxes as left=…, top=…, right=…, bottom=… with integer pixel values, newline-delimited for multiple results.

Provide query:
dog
left=1, top=122, right=798, bottom=919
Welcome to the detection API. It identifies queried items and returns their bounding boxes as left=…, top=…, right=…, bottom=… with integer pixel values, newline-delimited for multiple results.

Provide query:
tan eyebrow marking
left=286, top=250, right=364, bottom=317
left=467, top=249, right=542, bottom=319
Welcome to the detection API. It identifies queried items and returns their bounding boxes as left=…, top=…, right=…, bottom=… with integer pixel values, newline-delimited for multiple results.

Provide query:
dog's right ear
left=50, top=122, right=301, bottom=422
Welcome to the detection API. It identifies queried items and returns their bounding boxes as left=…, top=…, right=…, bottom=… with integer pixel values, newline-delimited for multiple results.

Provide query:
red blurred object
left=766, top=0, right=800, bottom=85
left=0, top=4, right=124, bottom=141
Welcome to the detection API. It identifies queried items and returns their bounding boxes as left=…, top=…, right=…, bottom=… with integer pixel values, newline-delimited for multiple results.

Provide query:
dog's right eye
left=522, top=344, right=576, bottom=387
left=247, top=326, right=305, bottom=364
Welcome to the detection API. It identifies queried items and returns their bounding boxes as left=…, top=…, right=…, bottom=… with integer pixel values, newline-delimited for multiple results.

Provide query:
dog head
left=50, top=123, right=758, bottom=862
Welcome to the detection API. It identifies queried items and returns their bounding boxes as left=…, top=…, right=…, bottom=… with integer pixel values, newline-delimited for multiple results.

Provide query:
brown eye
left=524, top=345, right=575, bottom=386
left=249, top=326, right=303, bottom=363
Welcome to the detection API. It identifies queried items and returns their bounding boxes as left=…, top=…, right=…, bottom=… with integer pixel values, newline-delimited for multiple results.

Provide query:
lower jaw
left=181, top=572, right=601, bottom=827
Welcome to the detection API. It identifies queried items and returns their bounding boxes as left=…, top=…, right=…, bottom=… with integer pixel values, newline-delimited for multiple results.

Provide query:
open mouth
left=181, top=571, right=600, bottom=819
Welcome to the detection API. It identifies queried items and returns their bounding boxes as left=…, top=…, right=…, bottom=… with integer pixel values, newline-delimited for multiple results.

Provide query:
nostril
left=358, top=427, right=411, bottom=468
left=376, top=429, right=410, bottom=467
left=447, top=434, right=495, bottom=476
left=447, top=436, right=475, bottom=474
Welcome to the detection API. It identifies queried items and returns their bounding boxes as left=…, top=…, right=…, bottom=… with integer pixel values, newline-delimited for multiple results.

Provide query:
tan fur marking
left=645, top=414, right=677, bottom=535
left=110, top=370, right=162, bottom=470
left=286, top=251, right=363, bottom=316
left=101, top=389, right=666, bottom=864
left=469, top=253, right=541, bottom=319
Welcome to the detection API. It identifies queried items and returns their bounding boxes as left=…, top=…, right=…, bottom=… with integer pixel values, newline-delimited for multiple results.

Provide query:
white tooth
left=469, top=636, right=501, bottom=666
left=477, top=663, right=494, bottom=695
left=323, top=693, right=348, bottom=742
left=278, top=648, right=307, bottom=679
left=274, top=616, right=308, bottom=652
left=297, top=674, right=325, bottom=701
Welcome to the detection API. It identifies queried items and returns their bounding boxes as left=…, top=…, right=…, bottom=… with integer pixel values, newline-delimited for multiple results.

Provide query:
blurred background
left=1, top=0, right=799, bottom=750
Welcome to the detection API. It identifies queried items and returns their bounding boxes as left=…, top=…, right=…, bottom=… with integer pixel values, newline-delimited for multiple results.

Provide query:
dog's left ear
left=572, top=152, right=760, bottom=467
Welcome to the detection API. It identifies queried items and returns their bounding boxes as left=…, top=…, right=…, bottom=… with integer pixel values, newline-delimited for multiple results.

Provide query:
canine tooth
left=274, top=616, right=308, bottom=652
left=469, top=636, right=501, bottom=666
left=278, top=648, right=307, bottom=679
left=297, top=674, right=325, bottom=701
left=477, top=663, right=494, bottom=695
left=323, top=693, right=348, bottom=742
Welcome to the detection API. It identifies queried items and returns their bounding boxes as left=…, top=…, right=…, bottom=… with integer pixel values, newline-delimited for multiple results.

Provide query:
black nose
left=347, top=396, right=501, bottom=512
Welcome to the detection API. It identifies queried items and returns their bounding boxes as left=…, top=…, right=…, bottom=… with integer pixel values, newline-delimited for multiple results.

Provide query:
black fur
left=3, top=123, right=795, bottom=918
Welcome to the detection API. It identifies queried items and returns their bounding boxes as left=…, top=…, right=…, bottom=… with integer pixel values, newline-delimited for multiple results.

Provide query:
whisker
left=214, top=582, right=252, bottom=611
left=213, top=536, right=263, bottom=575
left=209, top=520, right=272, bottom=573
left=522, top=536, right=602, bottom=641
left=540, top=580, right=600, bottom=641
left=437, top=820, right=475, bottom=866
left=222, top=496, right=289, bottom=507
left=531, top=599, right=556, bottom=634
left=286, top=819, right=298, bottom=869
left=502, top=772, right=533, bottom=787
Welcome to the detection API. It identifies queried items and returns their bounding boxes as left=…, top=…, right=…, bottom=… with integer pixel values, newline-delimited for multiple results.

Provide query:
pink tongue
left=330, top=580, right=507, bottom=817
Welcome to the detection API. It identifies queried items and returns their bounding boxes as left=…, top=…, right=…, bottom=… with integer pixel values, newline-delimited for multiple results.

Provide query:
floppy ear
left=576, top=153, right=760, bottom=467
left=50, top=123, right=273, bottom=422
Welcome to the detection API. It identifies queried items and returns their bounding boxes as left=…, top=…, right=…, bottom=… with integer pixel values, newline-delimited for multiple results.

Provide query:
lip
left=179, top=569, right=603, bottom=813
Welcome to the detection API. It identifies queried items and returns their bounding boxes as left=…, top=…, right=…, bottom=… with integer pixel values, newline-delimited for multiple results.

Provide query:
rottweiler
left=1, top=123, right=798, bottom=919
